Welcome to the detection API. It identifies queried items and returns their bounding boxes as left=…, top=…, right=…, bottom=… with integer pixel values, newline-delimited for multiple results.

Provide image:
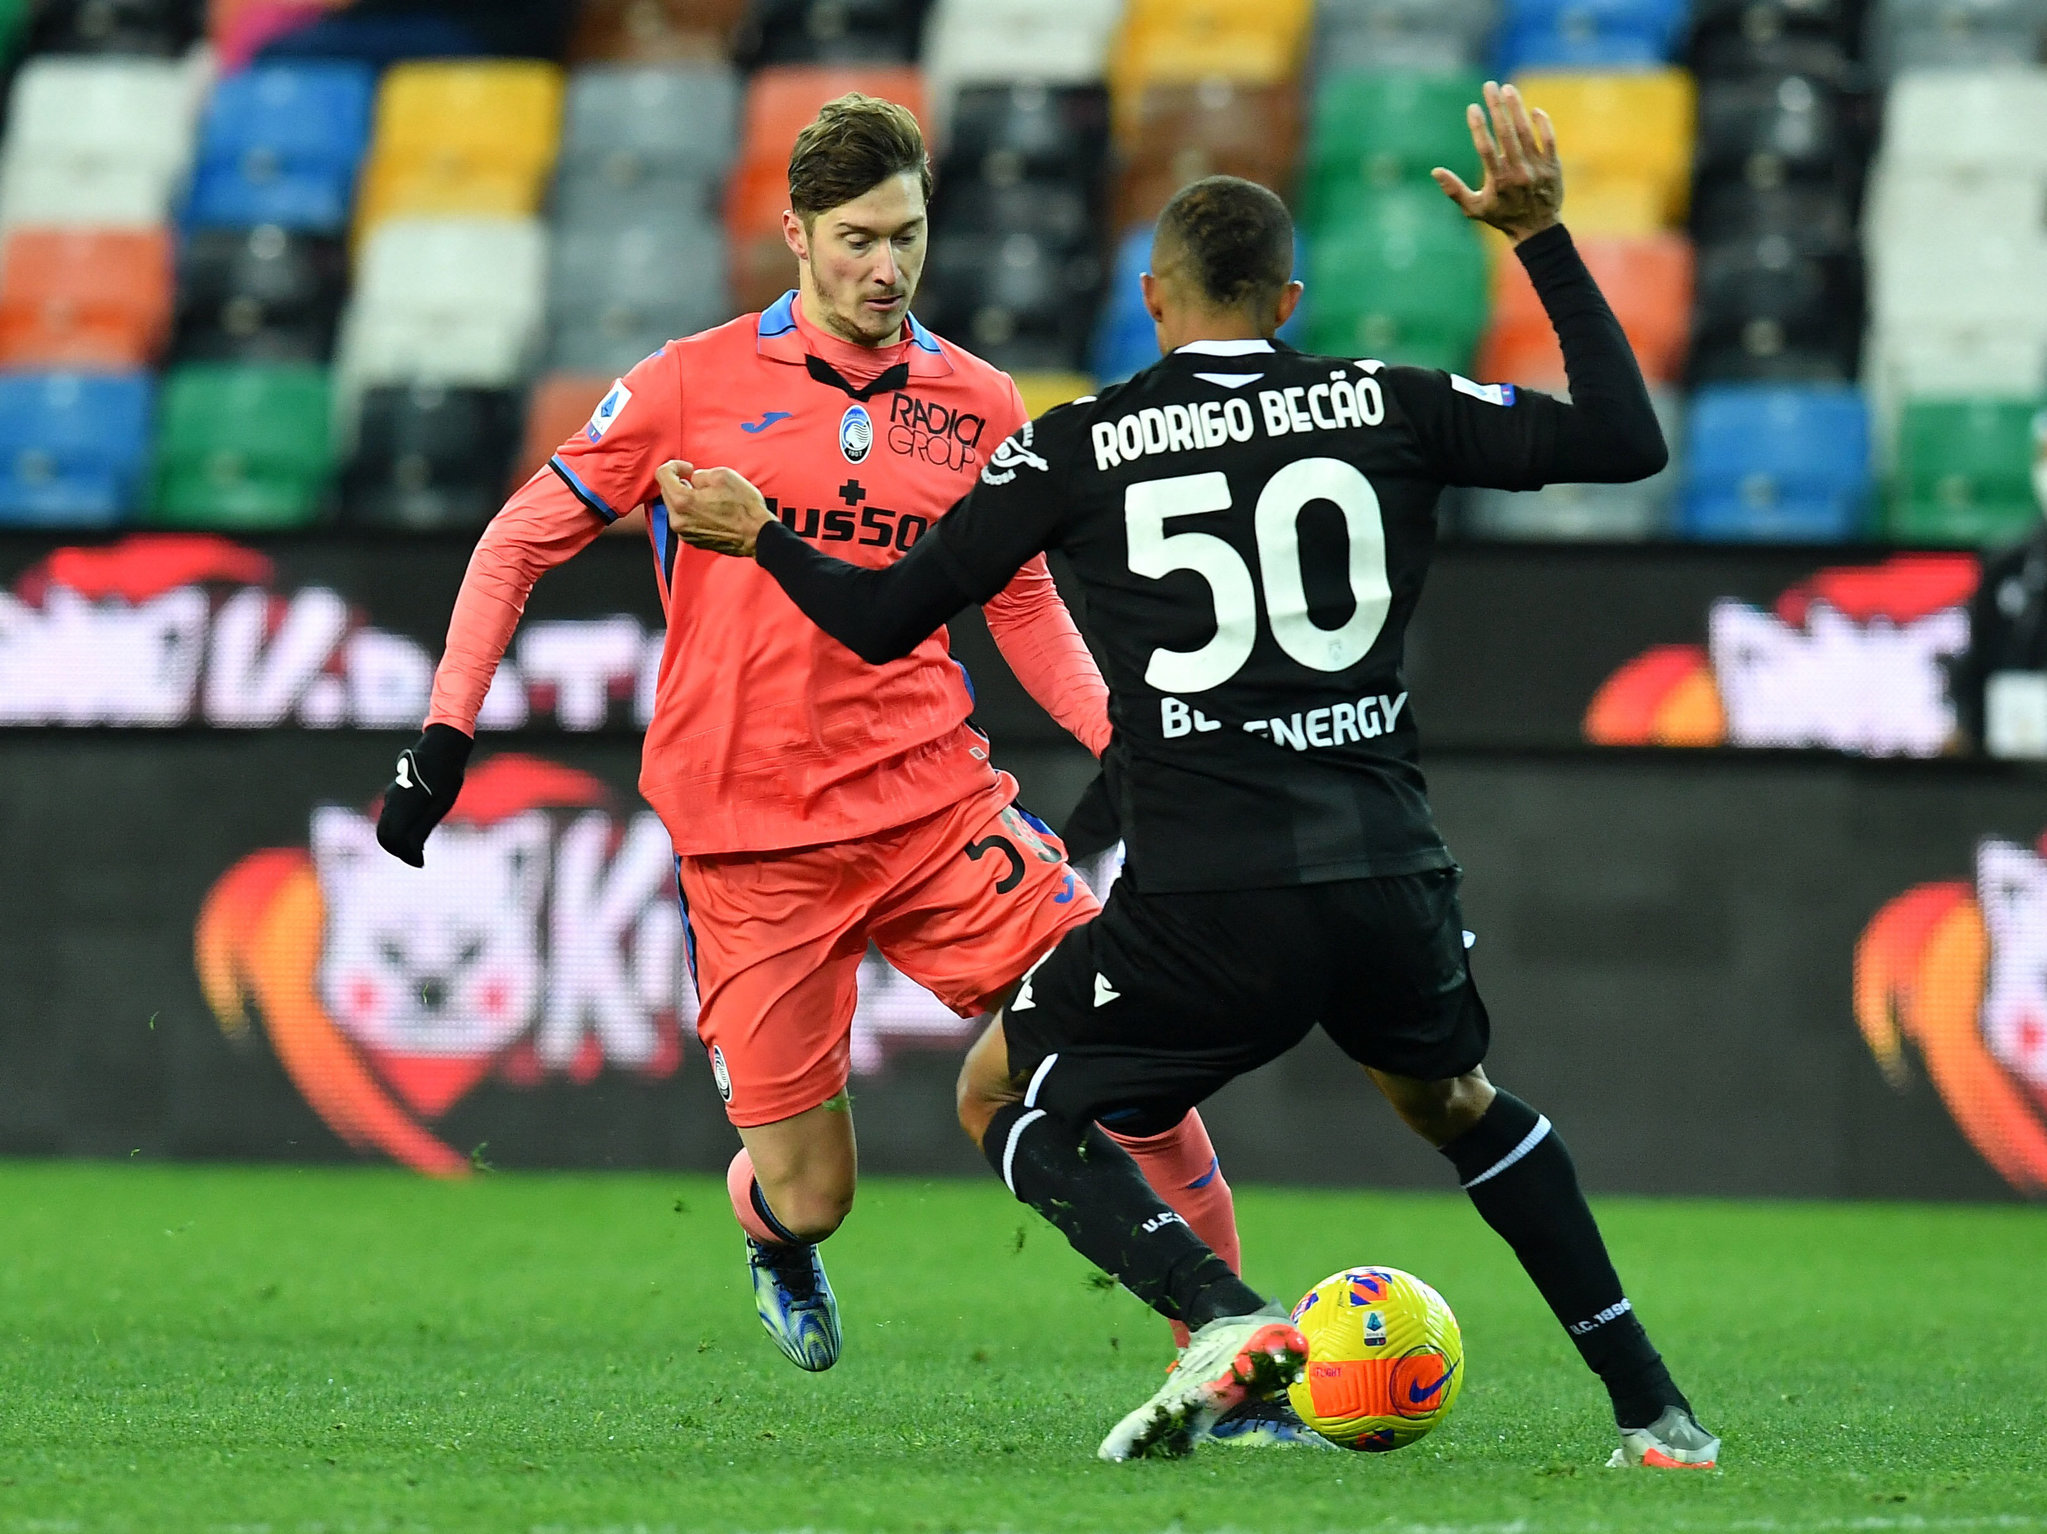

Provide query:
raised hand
left=1432, top=81, right=1563, bottom=245
left=657, top=459, right=774, bottom=558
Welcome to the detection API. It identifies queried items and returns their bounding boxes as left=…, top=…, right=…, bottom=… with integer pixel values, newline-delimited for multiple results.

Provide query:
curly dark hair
left=1154, top=175, right=1294, bottom=309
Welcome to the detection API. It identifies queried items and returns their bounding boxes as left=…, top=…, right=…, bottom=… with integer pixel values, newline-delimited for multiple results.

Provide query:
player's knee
left=1380, top=1068, right=1495, bottom=1147
left=758, top=1171, right=855, bottom=1242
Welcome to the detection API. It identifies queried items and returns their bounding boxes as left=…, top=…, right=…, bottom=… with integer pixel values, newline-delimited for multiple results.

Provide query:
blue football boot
left=746, top=1237, right=841, bottom=1372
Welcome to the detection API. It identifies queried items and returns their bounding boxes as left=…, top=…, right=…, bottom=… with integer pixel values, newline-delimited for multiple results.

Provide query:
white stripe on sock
left=1023, top=1051, right=1058, bottom=1108
left=1000, top=1108, right=1046, bottom=1193
left=1461, top=1114, right=1552, bottom=1189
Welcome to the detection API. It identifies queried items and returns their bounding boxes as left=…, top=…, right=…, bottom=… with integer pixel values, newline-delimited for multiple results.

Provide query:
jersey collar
left=756, top=289, right=953, bottom=380
left=1173, top=338, right=1276, bottom=356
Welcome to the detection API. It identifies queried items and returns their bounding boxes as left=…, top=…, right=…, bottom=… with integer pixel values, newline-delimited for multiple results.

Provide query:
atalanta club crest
left=840, top=403, right=873, bottom=463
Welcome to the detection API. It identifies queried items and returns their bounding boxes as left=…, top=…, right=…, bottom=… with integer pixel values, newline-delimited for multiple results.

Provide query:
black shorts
left=1001, top=867, right=1490, bottom=1135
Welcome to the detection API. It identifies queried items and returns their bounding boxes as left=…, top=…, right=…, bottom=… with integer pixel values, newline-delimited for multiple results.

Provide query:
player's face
left=788, top=171, right=928, bottom=348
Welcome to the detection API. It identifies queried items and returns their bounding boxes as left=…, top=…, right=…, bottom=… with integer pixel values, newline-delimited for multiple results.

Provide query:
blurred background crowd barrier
left=2, top=0, right=2047, bottom=1199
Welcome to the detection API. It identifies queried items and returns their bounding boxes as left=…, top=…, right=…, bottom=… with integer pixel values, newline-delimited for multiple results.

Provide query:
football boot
left=1608, top=1405, right=1721, bottom=1469
left=745, top=1237, right=841, bottom=1372
left=1098, top=1313, right=1309, bottom=1461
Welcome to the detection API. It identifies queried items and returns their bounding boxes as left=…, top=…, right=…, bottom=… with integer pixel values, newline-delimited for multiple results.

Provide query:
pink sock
left=726, top=1148, right=788, bottom=1245
left=1104, top=1110, right=1241, bottom=1349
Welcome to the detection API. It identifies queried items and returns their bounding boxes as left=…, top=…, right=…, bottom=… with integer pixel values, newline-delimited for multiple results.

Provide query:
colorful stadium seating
left=0, top=0, right=2011, bottom=545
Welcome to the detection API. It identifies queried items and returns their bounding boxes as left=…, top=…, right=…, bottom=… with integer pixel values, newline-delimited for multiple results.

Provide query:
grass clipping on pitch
left=0, top=1163, right=2043, bottom=1532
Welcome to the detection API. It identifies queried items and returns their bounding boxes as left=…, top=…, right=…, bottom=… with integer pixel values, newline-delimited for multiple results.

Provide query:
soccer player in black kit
left=661, top=83, right=1719, bottom=1468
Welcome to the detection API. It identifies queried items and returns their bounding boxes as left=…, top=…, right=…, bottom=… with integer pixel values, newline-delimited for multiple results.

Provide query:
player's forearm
left=754, top=518, right=976, bottom=665
left=425, top=472, right=607, bottom=731
left=1517, top=224, right=1668, bottom=483
left=983, top=558, right=1112, bottom=757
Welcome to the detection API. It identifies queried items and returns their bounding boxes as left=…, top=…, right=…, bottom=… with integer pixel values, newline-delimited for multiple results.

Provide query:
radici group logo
left=1584, top=554, right=1979, bottom=756
left=1858, top=832, right=2047, bottom=1195
left=195, top=755, right=979, bottom=1174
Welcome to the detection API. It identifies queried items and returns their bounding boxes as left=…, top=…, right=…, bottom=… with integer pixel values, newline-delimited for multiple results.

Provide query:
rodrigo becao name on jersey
left=942, top=341, right=1563, bottom=894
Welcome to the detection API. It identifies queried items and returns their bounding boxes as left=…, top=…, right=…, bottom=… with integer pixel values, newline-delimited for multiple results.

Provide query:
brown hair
left=787, top=93, right=932, bottom=223
left=1155, top=176, right=1294, bottom=310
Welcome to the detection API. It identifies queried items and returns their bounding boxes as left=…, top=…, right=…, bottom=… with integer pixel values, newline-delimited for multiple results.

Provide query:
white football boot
left=1608, top=1405, right=1721, bottom=1469
left=1097, top=1314, right=1309, bottom=1462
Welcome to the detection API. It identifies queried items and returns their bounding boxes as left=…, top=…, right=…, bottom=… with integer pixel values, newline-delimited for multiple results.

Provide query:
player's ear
left=1273, top=280, right=1305, bottom=332
left=781, top=208, right=809, bottom=264
left=1139, top=271, right=1166, bottom=325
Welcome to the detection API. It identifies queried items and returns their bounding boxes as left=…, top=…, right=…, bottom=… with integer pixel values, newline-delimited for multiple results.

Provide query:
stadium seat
left=1497, top=0, right=1690, bottom=72
left=733, top=0, right=928, bottom=67
left=1680, top=383, right=1871, bottom=540
left=945, top=83, right=1110, bottom=186
left=1687, top=0, right=1855, bottom=73
left=1691, top=233, right=1861, bottom=382
left=1314, top=0, right=1499, bottom=72
left=29, top=0, right=202, bottom=55
left=559, top=63, right=742, bottom=187
left=1303, top=188, right=1488, bottom=372
left=1115, top=80, right=1300, bottom=223
left=340, top=382, right=521, bottom=531
left=1305, top=71, right=1486, bottom=217
left=0, top=229, right=173, bottom=370
left=568, top=0, right=750, bottom=63
left=546, top=220, right=730, bottom=374
left=932, top=180, right=1092, bottom=253
left=353, top=217, right=549, bottom=341
left=1108, top=0, right=1315, bottom=123
left=1692, top=181, right=1857, bottom=255
left=917, top=230, right=1100, bottom=371
left=740, top=64, right=928, bottom=166
left=185, top=62, right=375, bottom=235
left=353, top=61, right=565, bottom=237
left=1876, top=68, right=2047, bottom=180
left=1695, top=73, right=1858, bottom=189
left=2, top=56, right=201, bottom=185
left=152, top=362, right=331, bottom=529
left=171, top=226, right=348, bottom=363
left=1888, top=397, right=2046, bottom=545
left=1866, top=229, right=2047, bottom=339
left=0, top=56, right=201, bottom=230
left=1872, top=0, right=2047, bottom=75
left=1463, top=390, right=1683, bottom=538
left=0, top=369, right=153, bottom=527
left=515, top=372, right=611, bottom=484
left=336, top=217, right=547, bottom=428
left=1512, top=70, right=1694, bottom=232
left=924, top=0, right=1120, bottom=115
left=1477, top=232, right=1692, bottom=390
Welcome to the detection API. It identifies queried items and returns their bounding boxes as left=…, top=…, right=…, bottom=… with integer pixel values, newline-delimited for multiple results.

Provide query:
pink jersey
left=426, top=294, right=1110, bottom=855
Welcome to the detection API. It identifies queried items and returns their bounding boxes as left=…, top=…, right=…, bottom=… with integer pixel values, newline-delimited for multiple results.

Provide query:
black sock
left=746, top=1180, right=820, bottom=1296
left=984, top=1101, right=1267, bottom=1329
left=1440, top=1090, right=1689, bottom=1429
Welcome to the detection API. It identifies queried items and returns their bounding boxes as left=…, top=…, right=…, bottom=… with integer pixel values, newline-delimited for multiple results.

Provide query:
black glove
left=375, top=724, right=474, bottom=867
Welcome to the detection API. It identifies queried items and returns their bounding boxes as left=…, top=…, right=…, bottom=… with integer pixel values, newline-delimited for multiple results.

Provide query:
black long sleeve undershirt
left=1510, top=222, right=1668, bottom=483
left=754, top=221, right=1663, bottom=666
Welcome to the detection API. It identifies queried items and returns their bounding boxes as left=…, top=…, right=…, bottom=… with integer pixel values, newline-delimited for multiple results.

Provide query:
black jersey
left=749, top=226, right=1666, bottom=894
left=924, top=344, right=1583, bottom=891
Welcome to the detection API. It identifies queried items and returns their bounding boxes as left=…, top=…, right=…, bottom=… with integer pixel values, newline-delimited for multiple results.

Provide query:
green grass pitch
left=1, top=1162, right=2044, bottom=1533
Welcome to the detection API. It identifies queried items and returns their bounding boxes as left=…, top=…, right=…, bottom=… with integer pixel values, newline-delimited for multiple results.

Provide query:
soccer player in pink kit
left=373, top=94, right=1257, bottom=1392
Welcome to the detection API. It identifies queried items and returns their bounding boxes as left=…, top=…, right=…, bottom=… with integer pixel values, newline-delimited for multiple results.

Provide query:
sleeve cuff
left=1510, top=222, right=1578, bottom=278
